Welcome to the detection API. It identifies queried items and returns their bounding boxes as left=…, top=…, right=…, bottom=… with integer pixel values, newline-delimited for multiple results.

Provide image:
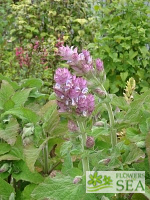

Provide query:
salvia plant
left=0, top=46, right=150, bottom=200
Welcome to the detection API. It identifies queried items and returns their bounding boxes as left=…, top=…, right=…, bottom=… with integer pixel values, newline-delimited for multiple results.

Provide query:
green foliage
left=0, top=76, right=68, bottom=198
left=89, top=0, right=150, bottom=94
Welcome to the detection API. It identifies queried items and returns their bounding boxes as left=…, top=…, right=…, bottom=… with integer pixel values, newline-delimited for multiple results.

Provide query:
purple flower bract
left=54, top=68, right=94, bottom=116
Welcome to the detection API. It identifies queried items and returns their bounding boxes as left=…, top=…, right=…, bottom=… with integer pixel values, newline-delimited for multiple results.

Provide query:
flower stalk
left=105, top=102, right=117, bottom=148
left=43, top=141, right=49, bottom=174
left=42, top=130, right=49, bottom=174
left=77, top=121, right=89, bottom=175
left=92, top=74, right=117, bottom=148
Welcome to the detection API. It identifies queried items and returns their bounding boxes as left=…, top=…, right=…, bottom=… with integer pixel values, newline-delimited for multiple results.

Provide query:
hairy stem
left=43, top=141, right=49, bottom=174
left=105, top=102, right=117, bottom=148
left=77, top=121, right=89, bottom=175
left=92, top=74, right=117, bottom=148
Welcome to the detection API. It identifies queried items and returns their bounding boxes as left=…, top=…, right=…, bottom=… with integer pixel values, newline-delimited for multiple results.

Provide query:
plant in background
left=0, top=0, right=97, bottom=93
left=15, top=37, right=49, bottom=75
left=89, top=0, right=150, bottom=94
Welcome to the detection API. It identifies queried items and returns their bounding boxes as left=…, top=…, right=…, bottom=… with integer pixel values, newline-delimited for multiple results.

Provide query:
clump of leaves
left=89, top=0, right=150, bottom=94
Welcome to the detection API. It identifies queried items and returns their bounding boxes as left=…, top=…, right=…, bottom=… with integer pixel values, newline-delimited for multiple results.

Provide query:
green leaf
left=11, top=88, right=33, bottom=107
left=129, top=50, right=138, bottom=59
left=22, top=184, right=36, bottom=200
left=10, top=136, right=24, bottom=160
left=4, top=99, right=15, bottom=111
left=126, top=127, right=145, bottom=142
left=60, top=141, right=73, bottom=156
left=51, top=121, right=68, bottom=136
left=0, top=154, right=20, bottom=161
left=131, top=193, right=148, bottom=200
left=0, top=80, right=15, bottom=109
left=122, top=144, right=145, bottom=165
left=0, top=143, right=11, bottom=155
left=62, top=154, right=73, bottom=175
left=24, top=137, right=51, bottom=172
left=21, top=79, right=43, bottom=89
left=0, top=74, right=19, bottom=90
left=0, top=177, right=15, bottom=200
left=0, top=119, right=19, bottom=145
left=39, top=100, right=60, bottom=134
left=120, top=72, right=128, bottom=82
left=74, top=18, right=87, bottom=25
left=144, top=185, right=150, bottom=199
left=139, top=46, right=148, bottom=57
left=12, top=160, right=44, bottom=184
left=0, top=138, right=23, bottom=161
left=24, top=145, right=42, bottom=172
left=31, top=174, right=97, bottom=200
left=2, top=108, right=39, bottom=124
left=111, top=95, right=128, bottom=111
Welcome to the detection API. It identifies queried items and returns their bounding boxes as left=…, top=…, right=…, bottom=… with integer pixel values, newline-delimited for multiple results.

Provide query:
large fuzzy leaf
left=11, top=88, right=33, bottom=107
left=22, top=184, right=37, bottom=200
left=0, top=143, right=11, bottom=155
left=0, top=119, right=19, bottom=145
left=122, top=144, right=145, bottom=165
left=39, top=100, right=60, bottom=134
left=2, top=108, right=39, bottom=124
left=0, top=80, right=15, bottom=109
left=31, top=174, right=97, bottom=200
left=12, top=160, right=44, bottom=184
left=21, top=78, right=43, bottom=89
left=24, top=136, right=51, bottom=172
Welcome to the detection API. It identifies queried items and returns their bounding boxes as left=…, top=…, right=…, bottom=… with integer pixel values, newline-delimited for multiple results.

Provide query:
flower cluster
left=54, top=68, right=94, bottom=116
left=58, top=46, right=104, bottom=76
left=58, top=46, right=93, bottom=75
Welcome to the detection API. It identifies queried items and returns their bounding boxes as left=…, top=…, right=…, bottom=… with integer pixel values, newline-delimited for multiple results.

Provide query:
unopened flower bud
left=86, top=136, right=95, bottom=148
left=73, top=177, right=81, bottom=184
left=103, top=158, right=111, bottom=165
left=68, top=120, right=78, bottom=132
left=94, top=121, right=104, bottom=127
left=94, top=88, right=106, bottom=98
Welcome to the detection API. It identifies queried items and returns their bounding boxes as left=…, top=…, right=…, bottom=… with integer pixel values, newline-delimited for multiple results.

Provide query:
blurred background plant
left=88, top=0, right=150, bottom=94
left=0, top=0, right=97, bottom=93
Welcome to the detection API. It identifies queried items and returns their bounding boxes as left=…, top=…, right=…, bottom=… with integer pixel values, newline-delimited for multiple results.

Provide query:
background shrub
left=88, top=0, right=150, bottom=94
left=0, top=0, right=97, bottom=93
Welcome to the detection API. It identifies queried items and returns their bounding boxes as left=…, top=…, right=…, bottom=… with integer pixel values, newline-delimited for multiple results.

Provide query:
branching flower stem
left=92, top=74, right=117, bottom=148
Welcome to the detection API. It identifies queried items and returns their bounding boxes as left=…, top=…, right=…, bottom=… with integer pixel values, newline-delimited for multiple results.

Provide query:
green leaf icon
left=88, top=172, right=102, bottom=186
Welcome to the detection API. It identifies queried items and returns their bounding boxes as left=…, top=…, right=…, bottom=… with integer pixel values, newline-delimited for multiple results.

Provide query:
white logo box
left=86, top=171, right=145, bottom=193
